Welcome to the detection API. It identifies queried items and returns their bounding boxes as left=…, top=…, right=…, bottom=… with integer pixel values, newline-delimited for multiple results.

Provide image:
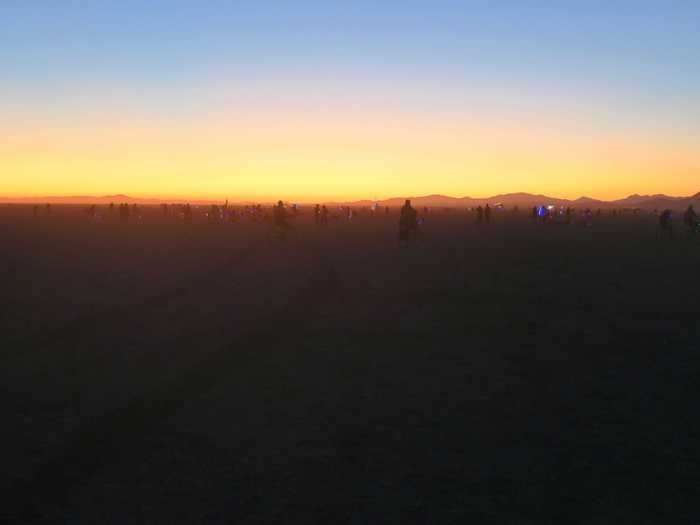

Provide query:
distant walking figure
left=399, top=199, right=418, bottom=243
left=476, top=206, right=484, bottom=224
left=683, top=205, right=697, bottom=236
left=484, top=204, right=491, bottom=224
left=659, top=209, right=673, bottom=239
left=321, top=205, right=328, bottom=226
left=314, top=204, right=321, bottom=225
left=273, top=200, right=290, bottom=239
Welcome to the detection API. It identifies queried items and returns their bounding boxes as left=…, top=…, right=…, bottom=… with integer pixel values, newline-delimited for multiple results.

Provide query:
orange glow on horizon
left=3, top=107, right=699, bottom=203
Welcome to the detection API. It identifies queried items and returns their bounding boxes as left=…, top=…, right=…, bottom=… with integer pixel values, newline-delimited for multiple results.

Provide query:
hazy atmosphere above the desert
left=3, top=1, right=699, bottom=201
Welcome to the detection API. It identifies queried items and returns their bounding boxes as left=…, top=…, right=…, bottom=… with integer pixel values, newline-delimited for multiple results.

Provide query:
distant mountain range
left=336, top=192, right=700, bottom=210
left=2, top=192, right=699, bottom=210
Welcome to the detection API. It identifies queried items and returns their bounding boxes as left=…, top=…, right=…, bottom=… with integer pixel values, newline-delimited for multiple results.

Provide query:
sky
left=2, top=1, right=699, bottom=202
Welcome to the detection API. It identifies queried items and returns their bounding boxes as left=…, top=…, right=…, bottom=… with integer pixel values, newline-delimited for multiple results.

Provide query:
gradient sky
left=2, top=1, right=699, bottom=201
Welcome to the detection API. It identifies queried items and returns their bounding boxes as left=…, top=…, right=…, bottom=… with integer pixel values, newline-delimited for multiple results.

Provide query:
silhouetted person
left=659, top=209, right=673, bottom=239
left=476, top=206, right=484, bottom=224
left=273, top=200, right=290, bottom=239
left=320, top=205, right=328, bottom=226
left=273, top=200, right=287, bottom=225
left=484, top=204, right=491, bottom=224
left=109, top=202, right=115, bottom=213
left=314, top=204, right=321, bottom=225
left=531, top=206, right=537, bottom=220
left=45, top=203, right=51, bottom=215
left=399, top=199, right=417, bottom=243
left=683, top=205, right=697, bottom=236
left=385, top=206, right=389, bottom=215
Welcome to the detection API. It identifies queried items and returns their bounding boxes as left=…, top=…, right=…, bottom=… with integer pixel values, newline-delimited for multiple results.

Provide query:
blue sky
left=4, top=1, right=698, bottom=104
left=2, top=2, right=699, bottom=199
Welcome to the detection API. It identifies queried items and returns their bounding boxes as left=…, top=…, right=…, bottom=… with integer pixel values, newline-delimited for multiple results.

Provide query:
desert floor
left=2, top=205, right=699, bottom=523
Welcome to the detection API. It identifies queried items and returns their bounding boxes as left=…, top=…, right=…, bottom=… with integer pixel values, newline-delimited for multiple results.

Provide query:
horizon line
left=1, top=189, right=699, bottom=205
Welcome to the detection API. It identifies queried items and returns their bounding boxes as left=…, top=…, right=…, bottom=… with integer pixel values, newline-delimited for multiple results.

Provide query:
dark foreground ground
left=1, top=205, right=699, bottom=524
